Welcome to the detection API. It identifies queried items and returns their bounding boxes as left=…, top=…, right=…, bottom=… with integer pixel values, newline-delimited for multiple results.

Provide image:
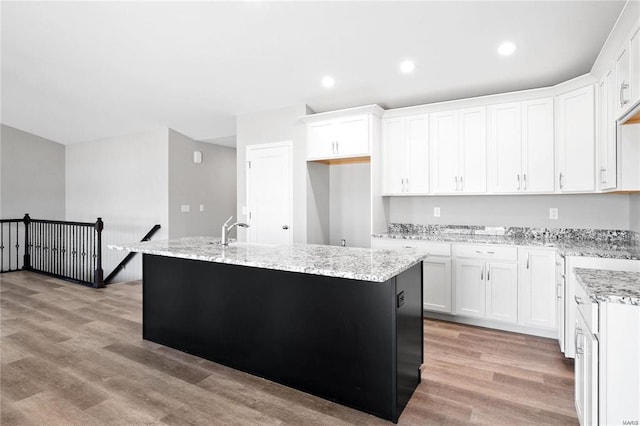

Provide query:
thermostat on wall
left=193, top=151, right=202, bottom=164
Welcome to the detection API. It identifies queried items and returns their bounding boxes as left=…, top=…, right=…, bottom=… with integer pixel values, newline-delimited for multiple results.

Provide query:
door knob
left=282, top=225, right=289, bottom=230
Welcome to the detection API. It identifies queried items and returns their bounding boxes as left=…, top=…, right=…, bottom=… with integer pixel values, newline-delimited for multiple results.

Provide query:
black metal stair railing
left=104, top=224, right=161, bottom=284
left=0, top=214, right=105, bottom=288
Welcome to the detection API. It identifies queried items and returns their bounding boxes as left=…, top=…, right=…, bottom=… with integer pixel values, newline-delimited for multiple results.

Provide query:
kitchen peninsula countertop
left=110, top=236, right=427, bottom=282
left=574, top=268, right=640, bottom=305
left=372, top=232, right=640, bottom=260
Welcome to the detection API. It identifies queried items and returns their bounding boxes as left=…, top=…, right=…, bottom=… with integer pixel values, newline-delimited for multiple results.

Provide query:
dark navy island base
left=142, top=254, right=423, bottom=423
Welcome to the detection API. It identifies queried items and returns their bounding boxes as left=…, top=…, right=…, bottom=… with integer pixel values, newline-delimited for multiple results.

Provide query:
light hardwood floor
left=1, top=271, right=578, bottom=425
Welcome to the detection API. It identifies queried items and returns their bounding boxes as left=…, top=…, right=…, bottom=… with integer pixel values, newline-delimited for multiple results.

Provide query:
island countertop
left=109, top=236, right=427, bottom=282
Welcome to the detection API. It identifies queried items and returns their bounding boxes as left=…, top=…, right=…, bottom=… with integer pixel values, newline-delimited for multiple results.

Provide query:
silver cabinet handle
left=332, top=141, right=336, bottom=154
left=523, top=174, right=527, bottom=191
left=406, top=177, right=409, bottom=192
left=620, top=81, right=630, bottom=107
left=487, top=265, right=490, bottom=281
left=460, top=176, right=464, bottom=191
left=336, top=140, right=339, bottom=153
left=574, top=295, right=582, bottom=305
left=454, top=176, right=459, bottom=191
left=600, top=168, right=606, bottom=184
left=556, top=283, right=563, bottom=299
left=480, top=264, right=484, bottom=280
left=517, top=174, right=521, bottom=191
left=575, top=326, right=584, bottom=356
left=559, top=172, right=564, bottom=190
left=526, top=253, right=530, bottom=269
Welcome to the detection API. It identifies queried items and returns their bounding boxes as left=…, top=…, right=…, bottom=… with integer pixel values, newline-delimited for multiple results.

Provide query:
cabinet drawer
left=574, top=276, right=598, bottom=334
left=455, top=244, right=517, bottom=261
left=372, top=238, right=451, bottom=256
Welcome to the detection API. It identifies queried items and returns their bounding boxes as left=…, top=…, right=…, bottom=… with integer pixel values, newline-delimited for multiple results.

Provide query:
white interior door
left=246, top=142, right=293, bottom=245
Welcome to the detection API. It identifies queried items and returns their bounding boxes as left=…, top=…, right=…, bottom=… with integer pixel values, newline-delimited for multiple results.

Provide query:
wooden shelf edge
left=309, top=156, right=371, bottom=166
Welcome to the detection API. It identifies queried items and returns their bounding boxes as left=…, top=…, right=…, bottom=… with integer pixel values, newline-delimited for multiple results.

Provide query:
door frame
left=246, top=141, right=294, bottom=244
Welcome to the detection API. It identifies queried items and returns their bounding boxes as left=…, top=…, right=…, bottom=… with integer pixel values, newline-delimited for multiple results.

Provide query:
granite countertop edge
left=109, top=239, right=427, bottom=283
left=574, top=268, right=640, bottom=306
left=371, top=233, right=640, bottom=260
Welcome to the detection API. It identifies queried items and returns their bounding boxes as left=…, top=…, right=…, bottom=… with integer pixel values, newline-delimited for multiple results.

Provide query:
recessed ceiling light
left=498, top=41, right=516, bottom=56
left=399, top=60, right=415, bottom=74
left=322, top=76, right=335, bottom=88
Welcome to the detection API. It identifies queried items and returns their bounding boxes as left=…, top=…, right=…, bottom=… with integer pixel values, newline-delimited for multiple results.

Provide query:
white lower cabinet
left=423, top=256, right=452, bottom=313
left=574, top=275, right=640, bottom=426
left=454, top=245, right=518, bottom=324
left=485, top=262, right=518, bottom=323
left=518, top=248, right=556, bottom=330
left=370, top=238, right=452, bottom=313
left=455, top=259, right=485, bottom=318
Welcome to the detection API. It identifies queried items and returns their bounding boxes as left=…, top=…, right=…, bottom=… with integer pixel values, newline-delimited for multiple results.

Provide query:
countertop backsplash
left=385, top=223, right=638, bottom=244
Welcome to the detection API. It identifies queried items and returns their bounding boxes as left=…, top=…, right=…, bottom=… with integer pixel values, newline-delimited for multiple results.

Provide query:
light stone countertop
left=372, top=233, right=640, bottom=260
left=109, top=236, right=427, bottom=283
left=574, top=268, right=640, bottom=306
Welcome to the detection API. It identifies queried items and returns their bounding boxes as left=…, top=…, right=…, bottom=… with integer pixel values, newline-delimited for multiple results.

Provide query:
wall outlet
left=434, top=207, right=441, bottom=217
left=199, top=204, right=205, bottom=212
left=549, top=208, right=558, bottom=220
left=181, top=204, right=190, bottom=213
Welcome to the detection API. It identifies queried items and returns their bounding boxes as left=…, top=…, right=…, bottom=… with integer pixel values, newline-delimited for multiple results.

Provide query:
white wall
left=631, top=193, right=640, bottom=234
left=168, top=129, right=236, bottom=239
left=236, top=104, right=309, bottom=243
left=330, top=163, right=371, bottom=248
left=65, top=129, right=169, bottom=281
left=1, top=124, right=65, bottom=219
left=389, top=194, right=633, bottom=230
left=306, top=162, right=330, bottom=245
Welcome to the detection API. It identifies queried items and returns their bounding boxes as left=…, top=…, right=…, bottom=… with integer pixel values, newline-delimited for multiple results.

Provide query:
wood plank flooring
left=1, top=271, right=578, bottom=425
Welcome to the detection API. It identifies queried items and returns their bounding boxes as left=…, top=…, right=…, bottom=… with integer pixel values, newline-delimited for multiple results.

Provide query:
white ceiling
left=1, top=1, right=625, bottom=146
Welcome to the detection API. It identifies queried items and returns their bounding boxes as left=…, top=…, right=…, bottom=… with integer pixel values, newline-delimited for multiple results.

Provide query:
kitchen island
left=110, top=237, right=426, bottom=423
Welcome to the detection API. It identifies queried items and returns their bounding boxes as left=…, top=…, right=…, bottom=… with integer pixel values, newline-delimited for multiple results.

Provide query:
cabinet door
left=485, top=262, right=518, bottom=323
left=630, top=25, right=640, bottom=108
left=522, top=98, right=555, bottom=192
left=423, top=256, right=452, bottom=313
left=307, top=121, right=336, bottom=159
left=583, top=327, right=598, bottom=426
left=555, top=85, right=595, bottom=192
left=598, top=70, right=617, bottom=190
left=574, top=316, right=586, bottom=425
left=381, top=118, right=406, bottom=194
left=459, top=107, right=486, bottom=193
left=430, top=111, right=459, bottom=193
left=488, top=102, right=522, bottom=193
left=518, top=249, right=556, bottom=329
left=335, top=115, right=369, bottom=157
left=405, top=114, right=429, bottom=194
left=455, top=259, right=485, bottom=318
left=616, top=45, right=631, bottom=118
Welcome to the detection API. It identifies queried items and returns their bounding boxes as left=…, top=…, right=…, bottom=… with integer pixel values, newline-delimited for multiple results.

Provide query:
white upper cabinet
left=488, top=102, right=522, bottom=193
left=630, top=24, right=640, bottom=108
left=306, top=114, right=371, bottom=161
left=430, top=110, right=459, bottom=194
left=598, top=69, right=617, bottom=190
left=459, top=107, right=487, bottom=193
left=381, top=114, right=429, bottom=195
left=488, top=98, right=554, bottom=193
left=555, top=85, right=596, bottom=192
left=430, top=107, right=486, bottom=194
left=615, top=45, right=631, bottom=118
left=521, top=99, right=555, bottom=192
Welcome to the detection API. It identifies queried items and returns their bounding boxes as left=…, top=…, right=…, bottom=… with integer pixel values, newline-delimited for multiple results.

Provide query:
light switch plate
left=549, top=208, right=558, bottom=220
left=434, top=207, right=441, bottom=217
left=181, top=205, right=190, bottom=213
left=199, top=204, right=205, bottom=212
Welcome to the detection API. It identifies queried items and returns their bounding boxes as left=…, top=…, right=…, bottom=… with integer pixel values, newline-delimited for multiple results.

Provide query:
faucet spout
left=221, top=216, right=250, bottom=247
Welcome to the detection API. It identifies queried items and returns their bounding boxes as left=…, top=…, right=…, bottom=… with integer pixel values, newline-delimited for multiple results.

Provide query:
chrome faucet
left=221, top=216, right=249, bottom=247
